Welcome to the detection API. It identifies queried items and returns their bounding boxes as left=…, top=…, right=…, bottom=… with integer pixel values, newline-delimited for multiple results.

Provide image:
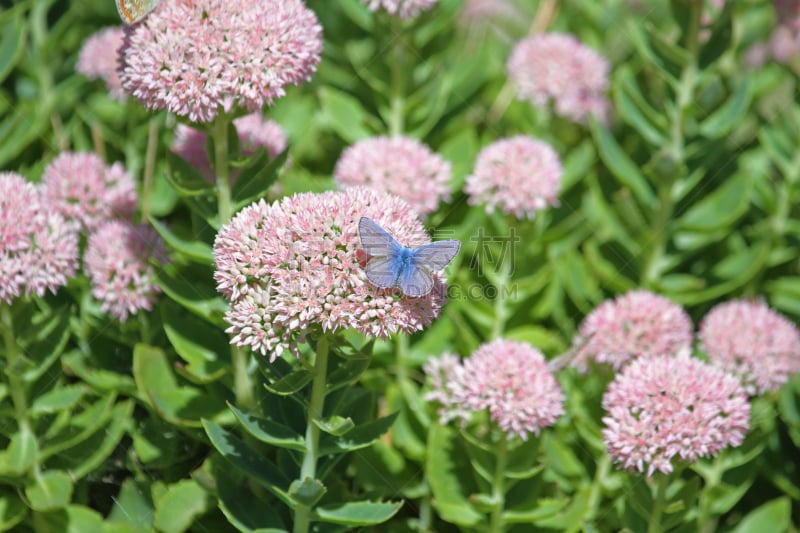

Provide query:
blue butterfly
left=358, top=217, right=460, bottom=297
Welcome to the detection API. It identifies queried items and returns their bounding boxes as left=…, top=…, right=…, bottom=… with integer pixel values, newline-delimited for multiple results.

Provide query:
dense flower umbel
left=602, top=353, right=750, bottom=476
left=570, top=290, right=693, bottom=372
left=84, top=221, right=165, bottom=322
left=119, top=0, right=323, bottom=123
left=361, top=0, right=439, bottom=19
left=172, top=113, right=288, bottom=182
left=214, top=188, right=448, bottom=359
left=424, top=340, right=565, bottom=440
left=76, top=27, right=126, bottom=101
left=699, top=300, right=800, bottom=395
left=1, top=172, right=79, bottom=304
left=464, top=136, right=562, bottom=220
left=41, top=152, right=137, bottom=232
left=333, top=136, right=452, bottom=216
left=507, top=33, right=610, bottom=124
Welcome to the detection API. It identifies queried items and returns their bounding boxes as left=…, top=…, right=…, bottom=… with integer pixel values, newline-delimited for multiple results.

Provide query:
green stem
left=1, top=305, right=34, bottom=461
left=293, top=337, right=330, bottom=533
left=489, top=437, right=509, bottom=533
left=141, top=118, right=159, bottom=222
left=490, top=253, right=512, bottom=340
left=388, top=16, right=406, bottom=136
left=231, top=347, right=254, bottom=411
left=211, top=115, right=233, bottom=223
left=647, top=473, right=670, bottom=533
left=642, top=1, right=701, bottom=286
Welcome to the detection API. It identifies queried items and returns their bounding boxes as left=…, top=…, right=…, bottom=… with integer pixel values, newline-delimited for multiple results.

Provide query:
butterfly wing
left=365, top=255, right=403, bottom=289
left=359, top=217, right=403, bottom=257
left=409, top=240, right=461, bottom=271
left=399, top=262, right=435, bottom=297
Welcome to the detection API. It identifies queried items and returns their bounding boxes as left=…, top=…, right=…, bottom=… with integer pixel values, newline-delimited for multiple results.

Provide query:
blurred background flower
left=360, top=0, right=439, bottom=19
left=76, top=26, right=126, bottom=101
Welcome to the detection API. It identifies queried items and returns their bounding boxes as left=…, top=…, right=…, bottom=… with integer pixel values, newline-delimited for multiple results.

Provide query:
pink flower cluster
left=172, top=113, right=288, bottom=183
left=699, top=300, right=800, bottom=395
left=76, top=27, right=126, bottom=101
left=745, top=1, right=800, bottom=66
left=424, top=340, right=565, bottom=440
left=84, top=221, right=165, bottom=322
left=119, top=0, right=323, bottom=122
left=602, top=353, right=750, bottom=476
left=0, top=173, right=79, bottom=304
left=41, top=152, right=137, bottom=232
left=507, top=33, right=610, bottom=124
left=464, top=136, right=562, bottom=220
left=361, top=0, right=439, bottom=19
left=570, top=290, right=694, bottom=372
left=213, top=188, right=449, bottom=359
left=333, top=136, right=451, bottom=216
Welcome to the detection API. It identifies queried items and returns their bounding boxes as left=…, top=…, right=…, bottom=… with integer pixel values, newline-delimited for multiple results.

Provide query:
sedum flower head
left=361, top=0, right=439, bottom=19
left=214, top=188, right=449, bottom=360
left=570, top=290, right=693, bottom=372
left=464, top=136, right=562, bottom=220
left=602, top=353, right=750, bottom=476
left=41, top=152, right=138, bottom=232
left=84, top=221, right=165, bottom=322
left=1, top=172, right=79, bottom=303
left=424, top=340, right=565, bottom=440
left=333, top=136, right=451, bottom=216
left=119, top=0, right=323, bottom=123
left=76, top=27, right=127, bottom=101
left=699, top=300, right=800, bottom=395
left=172, top=113, right=288, bottom=182
left=507, top=33, right=610, bottom=124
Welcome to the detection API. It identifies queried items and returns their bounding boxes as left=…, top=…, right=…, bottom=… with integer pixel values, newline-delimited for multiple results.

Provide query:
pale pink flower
left=770, top=24, right=800, bottom=62
left=361, top=0, right=438, bottom=19
left=172, top=113, right=288, bottom=182
left=41, top=152, right=137, bottom=232
left=84, top=221, right=165, bottom=322
left=699, top=300, right=800, bottom=395
left=424, top=340, right=565, bottom=440
left=1, top=172, right=79, bottom=303
left=602, top=353, right=750, bottom=476
left=507, top=33, right=610, bottom=124
left=76, top=27, right=126, bottom=101
left=570, top=290, right=693, bottom=372
left=464, top=136, right=562, bottom=220
left=119, top=0, right=323, bottom=123
left=775, top=0, right=800, bottom=31
left=457, top=0, right=522, bottom=41
left=333, top=136, right=451, bottom=216
left=214, top=188, right=449, bottom=360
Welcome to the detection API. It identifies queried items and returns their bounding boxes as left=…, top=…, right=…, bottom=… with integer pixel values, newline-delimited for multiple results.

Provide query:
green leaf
left=39, top=394, right=115, bottom=461
left=318, top=87, right=373, bottom=142
left=730, top=498, right=791, bottom=533
left=326, top=355, right=372, bottom=393
left=165, top=151, right=215, bottom=195
left=699, top=80, right=750, bottom=138
left=154, top=480, right=212, bottom=533
left=503, top=499, right=567, bottom=523
left=319, top=412, right=398, bottom=454
left=313, top=501, right=402, bottom=526
left=264, top=369, right=313, bottom=396
left=288, top=478, right=326, bottom=507
left=0, top=11, right=25, bottom=84
left=31, top=385, right=87, bottom=416
left=314, top=416, right=355, bottom=436
left=614, top=66, right=668, bottom=146
left=232, top=149, right=288, bottom=208
left=214, top=462, right=287, bottom=531
left=149, top=217, right=213, bottom=264
left=699, top=3, right=733, bottom=68
left=162, top=301, right=229, bottom=383
left=229, top=403, right=305, bottom=451
left=25, top=471, right=73, bottom=512
left=426, top=424, right=483, bottom=526
left=202, top=420, right=292, bottom=506
left=155, top=265, right=228, bottom=326
left=628, top=22, right=686, bottom=81
left=0, top=489, right=28, bottom=531
left=590, top=118, right=656, bottom=208
left=61, top=351, right=136, bottom=394
left=676, top=172, right=751, bottom=232
left=0, top=424, right=38, bottom=476
left=107, top=479, right=154, bottom=528
left=32, top=505, right=107, bottom=533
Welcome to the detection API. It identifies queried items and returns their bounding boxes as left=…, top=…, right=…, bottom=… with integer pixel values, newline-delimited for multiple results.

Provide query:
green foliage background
left=1, top=0, right=800, bottom=531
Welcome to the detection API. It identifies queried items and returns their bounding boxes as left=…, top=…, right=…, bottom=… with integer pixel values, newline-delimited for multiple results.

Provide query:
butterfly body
left=116, top=0, right=161, bottom=24
left=358, top=217, right=460, bottom=297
